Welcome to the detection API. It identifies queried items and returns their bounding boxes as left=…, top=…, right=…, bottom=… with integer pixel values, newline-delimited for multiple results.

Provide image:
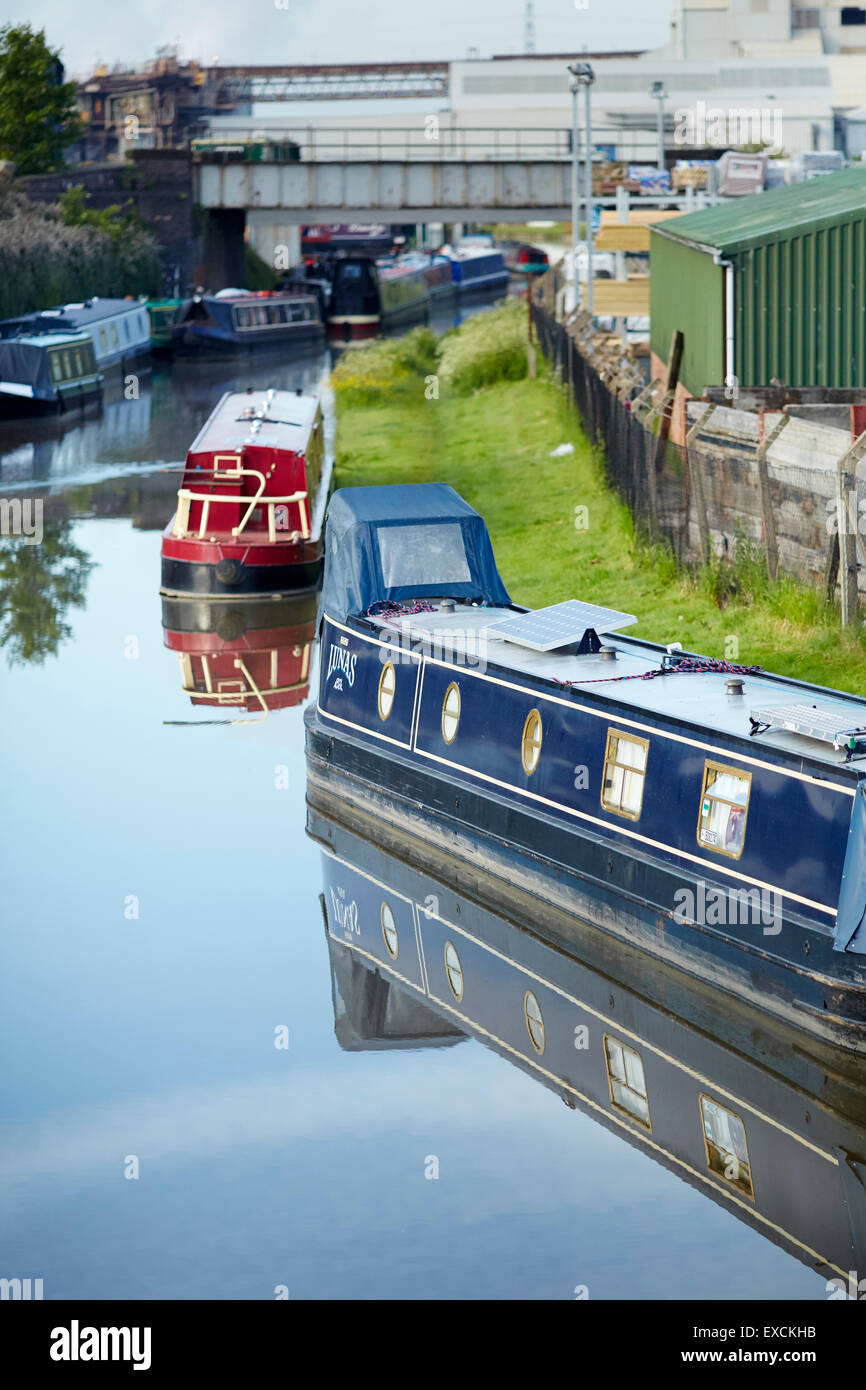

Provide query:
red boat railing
left=176, top=650, right=312, bottom=722
left=171, top=464, right=310, bottom=542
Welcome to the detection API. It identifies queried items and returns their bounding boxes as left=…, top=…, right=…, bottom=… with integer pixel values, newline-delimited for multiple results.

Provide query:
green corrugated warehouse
left=650, top=168, right=866, bottom=396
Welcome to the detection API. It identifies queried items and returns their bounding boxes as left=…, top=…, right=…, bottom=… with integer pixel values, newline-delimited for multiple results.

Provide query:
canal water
left=0, top=342, right=833, bottom=1302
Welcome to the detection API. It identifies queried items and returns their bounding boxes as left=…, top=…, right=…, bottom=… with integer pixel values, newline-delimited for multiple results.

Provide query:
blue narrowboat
left=445, top=245, right=511, bottom=299
left=0, top=319, right=102, bottom=418
left=172, top=289, right=325, bottom=358
left=309, top=804, right=866, bottom=1286
left=304, top=484, right=866, bottom=1051
left=39, top=297, right=151, bottom=372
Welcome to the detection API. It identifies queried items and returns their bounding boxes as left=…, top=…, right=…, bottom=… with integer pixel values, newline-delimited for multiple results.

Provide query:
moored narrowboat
left=162, top=592, right=318, bottom=718
left=305, top=483, right=866, bottom=1050
left=40, top=297, right=151, bottom=371
left=0, top=319, right=102, bottom=418
left=147, top=298, right=183, bottom=354
left=327, top=252, right=455, bottom=344
left=171, top=289, right=324, bottom=358
left=309, top=805, right=866, bottom=1282
left=160, top=387, right=333, bottom=598
left=500, top=239, right=550, bottom=275
left=445, top=245, right=511, bottom=300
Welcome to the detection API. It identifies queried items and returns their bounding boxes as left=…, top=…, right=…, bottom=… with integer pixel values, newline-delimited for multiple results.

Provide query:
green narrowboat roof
left=651, top=167, right=866, bottom=256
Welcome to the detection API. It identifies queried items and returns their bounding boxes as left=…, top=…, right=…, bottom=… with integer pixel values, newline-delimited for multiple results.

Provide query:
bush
left=0, top=185, right=162, bottom=318
left=438, top=298, right=528, bottom=394
left=332, top=303, right=531, bottom=404
left=331, top=337, right=413, bottom=406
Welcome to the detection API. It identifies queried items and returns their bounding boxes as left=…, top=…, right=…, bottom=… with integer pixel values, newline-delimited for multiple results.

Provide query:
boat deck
left=370, top=601, right=866, bottom=770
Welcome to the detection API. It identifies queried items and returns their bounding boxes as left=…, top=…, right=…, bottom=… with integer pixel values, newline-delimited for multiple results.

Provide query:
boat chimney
left=725, top=678, right=745, bottom=696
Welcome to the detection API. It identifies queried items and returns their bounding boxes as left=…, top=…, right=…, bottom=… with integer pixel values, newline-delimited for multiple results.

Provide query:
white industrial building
left=202, top=0, right=866, bottom=161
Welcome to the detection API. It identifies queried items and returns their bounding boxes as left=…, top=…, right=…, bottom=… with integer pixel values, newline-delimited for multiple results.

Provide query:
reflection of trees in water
left=0, top=520, right=95, bottom=666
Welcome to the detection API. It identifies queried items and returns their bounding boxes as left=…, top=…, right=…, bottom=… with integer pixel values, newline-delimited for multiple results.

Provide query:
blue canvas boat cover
left=322, top=483, right=512, bottom=623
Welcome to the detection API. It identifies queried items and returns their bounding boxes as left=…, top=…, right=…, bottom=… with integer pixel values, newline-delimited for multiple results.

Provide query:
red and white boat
left=161, top=593, right=318, bottom=720
left=160, top=388, right=332, bottom=598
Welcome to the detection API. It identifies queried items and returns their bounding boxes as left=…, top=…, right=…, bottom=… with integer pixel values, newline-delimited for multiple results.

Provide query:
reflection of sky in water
left=0, top=389, right=831, bottom=1300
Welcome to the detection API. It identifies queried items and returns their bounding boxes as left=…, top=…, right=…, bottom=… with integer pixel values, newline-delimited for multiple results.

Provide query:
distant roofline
left=488, top=50, right=646, bottom=61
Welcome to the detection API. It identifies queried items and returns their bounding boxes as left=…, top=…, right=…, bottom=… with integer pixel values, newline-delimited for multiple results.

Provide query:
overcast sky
left=5, top=0, right=671, bottom=78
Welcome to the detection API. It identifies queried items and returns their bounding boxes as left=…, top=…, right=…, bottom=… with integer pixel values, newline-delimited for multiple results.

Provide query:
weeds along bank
left=332, top=300, right=866, bottom=693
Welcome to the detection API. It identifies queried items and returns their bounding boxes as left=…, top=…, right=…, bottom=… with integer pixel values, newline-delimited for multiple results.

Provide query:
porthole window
left=444, top=941, right=464, bottom=1001
left=697, top=761, right=751, bottom=859
left=378, top=661, right=395, bottom=721
left=521, top=709, right=542, bottom=775
left=441, top=682, right=461, bottom=744
left=604, top=1035, right=651, bottom=1130
left=700, top=1095, right=754, bottom=1200
left=524, top=990, right=545, bottom=1054
left=381, top=901, right=398, bottom=959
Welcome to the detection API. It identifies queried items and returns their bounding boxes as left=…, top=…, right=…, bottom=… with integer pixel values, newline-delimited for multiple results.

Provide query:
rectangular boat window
left=50, top=353, right=63, bottom=382
left=110, top=323, right=118, bottom=346
left=601, top=730, right=648, bottom=820
left=99, top=327, right=108, bottom=352
left=123, top=318, right=130, bottom=340
left=604, top=1035, right=651, bottom=1129
left=74, top=349, right=84, bottom=375
left=377, top=522, right=471, bottom=589
left=698, top=762, right=751, bottom=858
left=700, top=1095, right=754, bottom=1200
left=63, top=351, right=73, bottom=378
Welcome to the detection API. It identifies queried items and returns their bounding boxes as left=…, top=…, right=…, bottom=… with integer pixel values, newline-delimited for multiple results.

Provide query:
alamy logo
left=0, top=1276, right=43, bottom=1299
left=327, top=644, right=357, bottom=689
left=0, top=497, right=43, bottom=545
left=674, top=101, right=783, bottom=150
left=50, top=1320, right=151, bottom=1371
left=673, top=880, right=782, bottom=935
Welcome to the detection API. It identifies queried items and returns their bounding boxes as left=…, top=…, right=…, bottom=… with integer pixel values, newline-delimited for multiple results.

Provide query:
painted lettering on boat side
left=327, top=642, right=357, bottom=690
left=329, top=884, right=359, bottom=935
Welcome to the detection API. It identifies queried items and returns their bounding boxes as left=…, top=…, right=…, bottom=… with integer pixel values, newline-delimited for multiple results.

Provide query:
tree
left=0, top=519, right=94, bottom=666
left=0, top=24, right=80, bottom=175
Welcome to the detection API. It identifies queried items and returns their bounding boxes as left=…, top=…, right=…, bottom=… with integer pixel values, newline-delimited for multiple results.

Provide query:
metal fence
left=532, top=279, right=689, bottom=559
left=532, top=277, right=866, bottom=623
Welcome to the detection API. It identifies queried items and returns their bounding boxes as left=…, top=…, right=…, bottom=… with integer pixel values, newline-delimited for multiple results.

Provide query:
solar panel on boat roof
left=488, top=599, right=638, bottom=652
left=750, top=702, right=866, bottom=745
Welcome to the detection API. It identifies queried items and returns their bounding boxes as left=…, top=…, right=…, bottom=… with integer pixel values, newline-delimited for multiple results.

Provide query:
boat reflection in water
left=162, top=591, right=318, bottom=722
left=308, top=797, right=866, bottom=1289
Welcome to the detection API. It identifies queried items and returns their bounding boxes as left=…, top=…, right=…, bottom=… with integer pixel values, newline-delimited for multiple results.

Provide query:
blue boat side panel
left=319, top=620, right=419, bottom=748
left=318, top=836, right=855, bottom=1265
left=321, top=852, right=425, bottom=992
left=412, top=658, right=848, bottom=918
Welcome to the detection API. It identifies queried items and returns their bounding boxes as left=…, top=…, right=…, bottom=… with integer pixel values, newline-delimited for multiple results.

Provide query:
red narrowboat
left=162, top=593, right=318, bottom=720
left=160, top=388, right=333, bottom=598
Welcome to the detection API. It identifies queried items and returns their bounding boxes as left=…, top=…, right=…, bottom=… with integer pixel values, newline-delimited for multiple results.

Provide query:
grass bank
left=333, top=310, right=866, bottom=694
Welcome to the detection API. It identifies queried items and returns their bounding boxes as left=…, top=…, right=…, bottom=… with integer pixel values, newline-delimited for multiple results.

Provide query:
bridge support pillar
left=202, top=209, right=246, bottom=290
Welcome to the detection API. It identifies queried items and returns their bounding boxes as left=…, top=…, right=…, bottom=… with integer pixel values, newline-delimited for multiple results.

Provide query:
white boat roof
left=371, top=601, right=866, bottom=771
left=187, top=389, right=320, bottom=456
left=8, top=332, right=91, bottom=349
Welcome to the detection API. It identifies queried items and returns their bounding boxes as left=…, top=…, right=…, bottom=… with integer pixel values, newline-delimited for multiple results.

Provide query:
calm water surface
left=0, top=344, right=833, bottom=1301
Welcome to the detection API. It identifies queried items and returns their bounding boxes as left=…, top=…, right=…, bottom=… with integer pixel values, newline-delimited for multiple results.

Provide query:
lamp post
left=568, top=61, right=595, bottom=318
left=651, top=80, right=667, bottom=174
left=570, top=74, right=580, bottom=302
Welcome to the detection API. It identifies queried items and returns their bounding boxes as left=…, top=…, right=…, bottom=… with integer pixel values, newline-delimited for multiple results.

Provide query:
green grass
left=335, top=363, right=866, bottom=695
